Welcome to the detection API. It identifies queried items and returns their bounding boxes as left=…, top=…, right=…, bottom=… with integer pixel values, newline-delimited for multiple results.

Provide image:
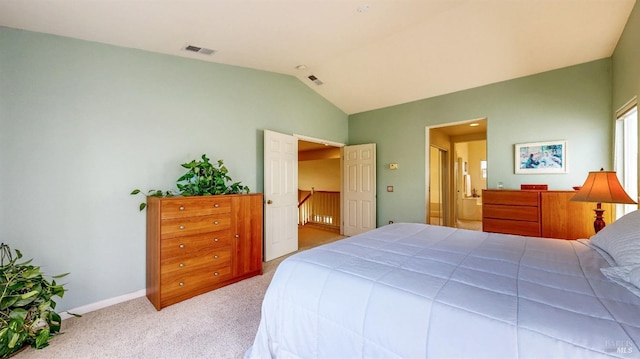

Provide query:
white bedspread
left=247, top=223, right=640, bottom=358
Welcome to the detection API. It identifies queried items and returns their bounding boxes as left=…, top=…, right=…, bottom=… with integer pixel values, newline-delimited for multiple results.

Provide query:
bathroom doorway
left=429, top=146, right=448, bottom=226
left=427, top=119, right=487, bottom=230
left=454, top=140, right=486, bottom=231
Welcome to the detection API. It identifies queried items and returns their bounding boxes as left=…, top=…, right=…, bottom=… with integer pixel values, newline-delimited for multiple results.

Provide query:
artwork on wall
left=515, top=140, right=567, bottom=174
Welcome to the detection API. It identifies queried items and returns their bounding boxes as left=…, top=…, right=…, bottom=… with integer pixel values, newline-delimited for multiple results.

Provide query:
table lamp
left=570, top=168, right=637, bottom=233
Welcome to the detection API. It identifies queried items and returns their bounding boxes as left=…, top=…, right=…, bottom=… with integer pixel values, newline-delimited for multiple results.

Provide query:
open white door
left=263, top=130, right=298, bottom=261
left=343, top=143, right=376, bottom=236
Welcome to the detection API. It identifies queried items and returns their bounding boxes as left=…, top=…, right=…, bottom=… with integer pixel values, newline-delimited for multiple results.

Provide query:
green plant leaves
left=131, top=189, right=176, bottom=211
left=8, top=309, right=26, bottom=321
left=131, top=155, right=250, bottom=210
left=176, top=155, right=249, bottom=196
left=0, top=243, right=69, bottom=356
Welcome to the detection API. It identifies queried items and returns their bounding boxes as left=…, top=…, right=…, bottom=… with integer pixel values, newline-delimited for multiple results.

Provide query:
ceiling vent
left=308, top=75, right=324, bottom=86
left=184, top=45, right=216, bottom=55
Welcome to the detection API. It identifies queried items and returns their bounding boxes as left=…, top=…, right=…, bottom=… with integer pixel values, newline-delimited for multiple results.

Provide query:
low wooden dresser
left=482, top=189, right=613, bottom=240
left=482, top=190, right=541, bottom=237
left=146, top=193, right=263, bottom=310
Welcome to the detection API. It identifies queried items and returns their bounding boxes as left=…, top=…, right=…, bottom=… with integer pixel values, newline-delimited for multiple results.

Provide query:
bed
left=246, top=210, right=640, bottom=358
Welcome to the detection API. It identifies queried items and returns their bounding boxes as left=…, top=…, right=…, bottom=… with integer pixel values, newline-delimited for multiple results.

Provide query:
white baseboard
left=60, top=289, right=146, bottom=320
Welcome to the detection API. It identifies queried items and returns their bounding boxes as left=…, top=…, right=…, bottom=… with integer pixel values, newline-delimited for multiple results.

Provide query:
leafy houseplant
left=0, top=243, right=69, bottom=358
left=132, top=154, right=250, bottom=211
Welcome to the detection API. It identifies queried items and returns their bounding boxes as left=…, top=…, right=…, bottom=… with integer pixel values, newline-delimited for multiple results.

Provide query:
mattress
left=246, top=223, right=640, bottom=358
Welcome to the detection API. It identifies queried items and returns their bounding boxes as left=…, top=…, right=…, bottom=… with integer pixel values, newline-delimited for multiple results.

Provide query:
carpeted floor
left=15, top=227, right=344, bottom=359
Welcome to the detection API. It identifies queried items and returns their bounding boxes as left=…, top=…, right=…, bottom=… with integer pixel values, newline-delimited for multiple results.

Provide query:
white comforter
left=247, top=223, right=640, bottom=358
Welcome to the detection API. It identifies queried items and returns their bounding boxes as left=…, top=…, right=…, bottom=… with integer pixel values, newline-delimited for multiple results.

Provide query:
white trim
left=428, top=117, right=486, bottom=130
left=293, top=133, right=345, bottom=147
left=60, top=289, right=146, bottom=320
left=616, top=96, right=638, bottom=119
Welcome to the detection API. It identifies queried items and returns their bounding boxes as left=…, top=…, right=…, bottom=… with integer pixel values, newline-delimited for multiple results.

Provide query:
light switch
left=389, top=163, right=398, bottom=170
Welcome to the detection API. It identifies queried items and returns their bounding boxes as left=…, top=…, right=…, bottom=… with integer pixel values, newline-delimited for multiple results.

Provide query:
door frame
left=294, top=133, right=345, bottom=148
left=426, top=119, right=487, bottom=227
left=265, top=131, right=380, bottom=260
left=294, top=133, right=346, bottom=234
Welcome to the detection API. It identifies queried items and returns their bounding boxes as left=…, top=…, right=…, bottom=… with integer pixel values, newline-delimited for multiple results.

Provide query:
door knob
left=267, top=200, right=273, bottom=204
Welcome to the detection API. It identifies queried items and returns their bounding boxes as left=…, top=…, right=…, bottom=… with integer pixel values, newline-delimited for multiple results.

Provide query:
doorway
left=427, top=119, right=487, bottom=230
left=298, top=140, right=345, bottom=249
left=264, top=130, right=376, bottom=260
left=429, top=146, right=448, bottom=225
left=453, top=140, right=486, bottom=230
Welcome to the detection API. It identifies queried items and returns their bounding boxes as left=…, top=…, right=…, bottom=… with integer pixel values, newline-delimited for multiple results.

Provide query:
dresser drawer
left=482, top=190, right=539, bottom=206
left=160, top=265, right=233, bottom=305
left=483, top=204, right=539, bottom=222
left=161, top=214, right=231, bottom=239
left=161, top=231, right=231, bottom=259
left=160, top=197, right=232, bottom=219
left=160, top=247, right=232, bottom=277
left=483, top=218, right=541, bottom=236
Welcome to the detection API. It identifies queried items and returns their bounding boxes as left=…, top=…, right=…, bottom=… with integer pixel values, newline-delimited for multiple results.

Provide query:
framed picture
left=515, top=140, right=567, bottom=174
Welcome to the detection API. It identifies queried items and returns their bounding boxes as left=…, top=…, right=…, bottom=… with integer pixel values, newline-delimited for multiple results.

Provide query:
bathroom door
left=429, top=146, right=448, bottom=226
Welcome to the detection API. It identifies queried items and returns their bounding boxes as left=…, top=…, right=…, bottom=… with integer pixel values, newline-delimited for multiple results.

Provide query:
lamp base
left=593, top=203, right=606, bottom=233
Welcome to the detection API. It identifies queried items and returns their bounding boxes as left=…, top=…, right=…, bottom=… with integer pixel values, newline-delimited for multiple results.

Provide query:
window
left=480, top=160, right=487, bottom=179
left=614, top=102, right=638, bottom=218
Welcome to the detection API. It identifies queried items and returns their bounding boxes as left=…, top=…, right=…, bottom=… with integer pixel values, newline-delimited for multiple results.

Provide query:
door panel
left=342, top=144, right=376, bottom=236
left=263, top=130, right=298, bottom=261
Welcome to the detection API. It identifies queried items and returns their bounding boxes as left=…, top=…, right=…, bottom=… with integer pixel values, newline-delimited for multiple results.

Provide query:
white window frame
left=614, top=98, right=638, bottom=219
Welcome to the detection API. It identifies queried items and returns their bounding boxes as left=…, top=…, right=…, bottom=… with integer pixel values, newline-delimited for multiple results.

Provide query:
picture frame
left=514, top=140, right=567, bottom=174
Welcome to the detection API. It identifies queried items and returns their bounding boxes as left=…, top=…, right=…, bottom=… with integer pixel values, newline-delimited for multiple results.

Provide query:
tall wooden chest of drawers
left=146, top=193, right=263, bottom=310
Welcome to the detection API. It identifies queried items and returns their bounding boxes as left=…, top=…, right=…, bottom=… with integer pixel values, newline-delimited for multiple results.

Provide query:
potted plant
left=131, top=154, right=250, bottom=210
left=0, top=243, right=70, bottom=358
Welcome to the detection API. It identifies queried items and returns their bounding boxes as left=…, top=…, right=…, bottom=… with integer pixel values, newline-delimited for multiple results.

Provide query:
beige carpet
left=15, top=227, right=345, bottom=359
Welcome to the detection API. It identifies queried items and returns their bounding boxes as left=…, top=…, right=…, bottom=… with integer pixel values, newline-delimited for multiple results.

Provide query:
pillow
left=630, top=266, right=640, bottom=288
left=577, top=239, right=617, bottom=266
left=589, top=209, right=640, bottom=266
left=601, top=265, right=640, bottom=297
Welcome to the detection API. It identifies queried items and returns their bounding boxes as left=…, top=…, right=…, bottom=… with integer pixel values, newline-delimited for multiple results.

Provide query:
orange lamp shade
left=571, top=169, right=637, bottom=233
left=571, top=170, right=637, bottom=205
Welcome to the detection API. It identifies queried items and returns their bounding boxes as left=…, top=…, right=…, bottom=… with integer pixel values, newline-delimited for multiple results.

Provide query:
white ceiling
left=0, top=0, right=635, bottom=114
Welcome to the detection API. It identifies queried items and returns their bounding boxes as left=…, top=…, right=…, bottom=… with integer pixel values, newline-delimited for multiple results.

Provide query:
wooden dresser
left=146, top=193, right=263, bottom=310
left=482, top=189, right=613, bottom=240
left=482, top=190, right=541, bottom=236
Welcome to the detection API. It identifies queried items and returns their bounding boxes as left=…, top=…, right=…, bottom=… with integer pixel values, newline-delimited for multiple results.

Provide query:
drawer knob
left=213, top=238, right=219, bottom=242
left=214, top=255, right=219, bottom=259
left=214, top=272, right=219, bottom=276
left=235, top=234, right=240, bottom=238
left=179, top=206, right=185, bottom=211
left=179, top=244, right=185, bottom=249
left=179, top=263, right=185, bottom=268
left=179, top=225, right=185, bottom=230
left=179, top=282, right=184, bottom=286
left=214, top=203, right=220, bottom=208
left=214, top=221, right=219, bottom=225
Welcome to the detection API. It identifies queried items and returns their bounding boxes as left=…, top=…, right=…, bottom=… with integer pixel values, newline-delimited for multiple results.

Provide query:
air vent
left=184, top=45, right=216, bottom=56
left=308, top=75, right=324, bottom=86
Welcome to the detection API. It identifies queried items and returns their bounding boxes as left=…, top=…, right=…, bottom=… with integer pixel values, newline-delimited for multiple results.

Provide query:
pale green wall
left=612, top=1, right=640, bottom=205
left=0, top=27, right=347, bottom=311
left=613, top=1, right=640, bottom=111
left=2, top=1, right=638, bottom=311
left=349, top=59, right=613, bottom=226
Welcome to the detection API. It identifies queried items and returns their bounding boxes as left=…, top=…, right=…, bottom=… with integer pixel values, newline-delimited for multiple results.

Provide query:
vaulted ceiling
left=0, top=0, right=635, bottom=114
